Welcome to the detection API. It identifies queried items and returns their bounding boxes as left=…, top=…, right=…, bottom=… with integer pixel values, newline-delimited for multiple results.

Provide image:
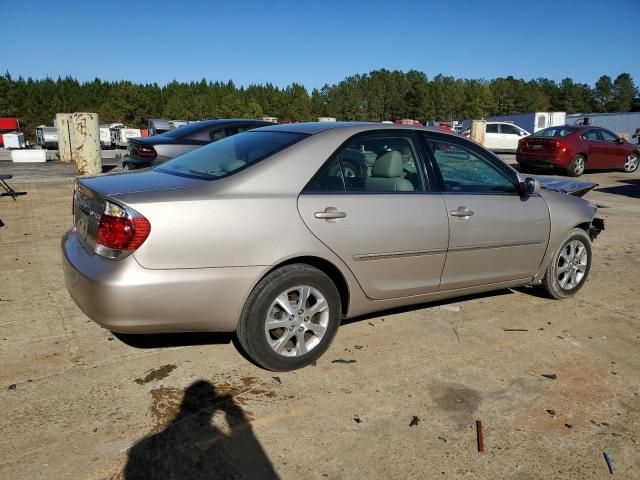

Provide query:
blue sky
left=1, top=0, right=637, bottom=89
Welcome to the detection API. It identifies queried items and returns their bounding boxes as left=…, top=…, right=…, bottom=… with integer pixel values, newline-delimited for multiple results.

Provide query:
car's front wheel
left=623, top=152, right=639, bottom=173
left=541, top=228, right=592, bottom=299
left=566, top=154, right=586, bottom=177
left=236, top=264, right=341, bottom=371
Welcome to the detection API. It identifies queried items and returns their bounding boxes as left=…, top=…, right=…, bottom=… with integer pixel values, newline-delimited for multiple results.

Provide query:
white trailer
left=35, top=125, right=58, bottom=149
left=99, top=126, right=113, bottom=148
left=484, top=112, right=566, bottom=133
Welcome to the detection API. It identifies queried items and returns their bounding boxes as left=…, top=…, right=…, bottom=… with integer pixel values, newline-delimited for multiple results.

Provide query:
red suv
left=516, top=125, right=640, bottom=177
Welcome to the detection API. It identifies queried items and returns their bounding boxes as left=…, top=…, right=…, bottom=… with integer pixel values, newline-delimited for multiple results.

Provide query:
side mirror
left=521, top=177, right=541, bottom=195
left=616, top=137, right=625, bottom=144
left=519, top=131, right=527, bottom=136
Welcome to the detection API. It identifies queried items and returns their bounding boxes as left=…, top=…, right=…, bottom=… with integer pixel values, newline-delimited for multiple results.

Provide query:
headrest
left=222, top=159, right=246, bottom=173
left=371, top=151, right=403, bottom=178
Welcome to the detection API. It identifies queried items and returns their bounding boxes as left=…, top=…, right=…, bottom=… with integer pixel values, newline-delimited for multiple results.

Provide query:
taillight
left=95, top=201, right=151, bottom=259
left=554, top=141, right=567, bottom=152
left=133, top=144, right=157, bottom=157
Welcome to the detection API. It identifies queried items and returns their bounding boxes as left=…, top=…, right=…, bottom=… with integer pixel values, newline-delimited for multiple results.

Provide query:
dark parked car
left=517, top=125, right=640, bottom=176
left=123, top=119, right=273, bottom=170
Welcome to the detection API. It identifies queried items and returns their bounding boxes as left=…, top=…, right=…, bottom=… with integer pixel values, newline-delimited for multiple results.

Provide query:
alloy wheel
left=573, top=156, right=585, bottom=175
left=624, top=154, right=639, bottom=172
left=264, top=285, right=330, bottom=357
left=556, top=240, right=588, bottom=290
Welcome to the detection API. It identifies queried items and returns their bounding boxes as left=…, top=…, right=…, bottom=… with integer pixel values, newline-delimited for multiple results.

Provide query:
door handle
left=450, top=206, right=474, bottom=218
left=315, top=207, right=347, bottom=221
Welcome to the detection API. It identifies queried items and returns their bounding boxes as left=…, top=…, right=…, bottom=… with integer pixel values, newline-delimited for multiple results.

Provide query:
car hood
left=80, top=170, right=202, bottom=196
left=532, top=176, right=598, bottom=197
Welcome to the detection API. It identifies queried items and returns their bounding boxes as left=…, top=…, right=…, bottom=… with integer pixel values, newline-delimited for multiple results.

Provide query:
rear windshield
left=162, top=122, right=207, bottom=139
left=156, top=131, right=308, bottom=180
left=532, top=127, right=575, bottom=138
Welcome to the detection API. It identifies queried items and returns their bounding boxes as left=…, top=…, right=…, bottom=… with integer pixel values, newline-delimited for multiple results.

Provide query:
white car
left=465, top=122, right=530, bottom=152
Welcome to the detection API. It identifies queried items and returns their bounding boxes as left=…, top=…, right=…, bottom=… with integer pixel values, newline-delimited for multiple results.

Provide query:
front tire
left=566, top=154, right=586, bottom=177
left=236, top=264, right=341, bottom=371
left=623, top=152, right=639, bottom=173
left=541, top=228, right=592, bottom=299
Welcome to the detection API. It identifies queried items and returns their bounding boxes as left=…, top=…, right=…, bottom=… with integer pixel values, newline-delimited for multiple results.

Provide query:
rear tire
left=236, top=264, right=342, bottom=371
left=566, top=155, right=586, bottom=177
left=518, top=163, right=532, bottom=174
left=541, top=228, right=592, bottom=299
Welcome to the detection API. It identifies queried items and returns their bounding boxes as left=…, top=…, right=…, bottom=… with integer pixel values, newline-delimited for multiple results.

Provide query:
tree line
left=0, top=70, right=637, bottom=140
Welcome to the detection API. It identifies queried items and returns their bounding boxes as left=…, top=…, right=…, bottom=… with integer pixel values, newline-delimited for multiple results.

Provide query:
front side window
left=599, top=129, right=618, bottom=142
left=157, top=131, right=307, bottom=180
left=500, top=124, right=520, bottom=135
left=486, top=124, right=500, bottom=134
left=304, top=132, right=426, bottom=194
left=425, top=137, right=518, bottom=193
left=582, top=129, right=600, bottom=141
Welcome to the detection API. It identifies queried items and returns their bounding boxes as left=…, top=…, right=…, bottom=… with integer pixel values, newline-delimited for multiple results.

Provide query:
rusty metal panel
left=55, top=113, right=73, bottom=163
left=470, top=119, right=486, bottom=145
left=70, top=113, right=102, bottom=176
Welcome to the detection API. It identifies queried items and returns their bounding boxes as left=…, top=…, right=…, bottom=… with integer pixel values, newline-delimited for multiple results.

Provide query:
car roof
left=256, top=121, right=460, bottom=137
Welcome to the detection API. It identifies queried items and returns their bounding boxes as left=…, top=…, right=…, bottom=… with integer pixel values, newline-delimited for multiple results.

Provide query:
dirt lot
left=1, top=160, right=639, bottom=479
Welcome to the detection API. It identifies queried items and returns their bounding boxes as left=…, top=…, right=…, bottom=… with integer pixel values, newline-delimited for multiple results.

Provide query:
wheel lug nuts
left=289, top=326, right=294, bottom=331
left=304, top=317, right=309, bottom=322
left=298, top=309, right=304, bottom=315
left=298, top=326, right=304, bottom=332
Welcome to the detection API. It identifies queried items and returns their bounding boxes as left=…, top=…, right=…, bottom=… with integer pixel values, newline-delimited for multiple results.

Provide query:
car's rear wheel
left=236, top=264, right=341, bottom=371
left=518, top=163, right=533, bottom=174
left=567, top=155, right=586, bottom=177
left=541, top=228, right=592, bottom=299
left=623, top=152, right=639, bottom=173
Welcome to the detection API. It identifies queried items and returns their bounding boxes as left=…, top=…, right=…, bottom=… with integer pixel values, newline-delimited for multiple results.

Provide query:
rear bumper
left=516, top=150, right=573, bottom=169
left=61, top=230, right=264, bottom=333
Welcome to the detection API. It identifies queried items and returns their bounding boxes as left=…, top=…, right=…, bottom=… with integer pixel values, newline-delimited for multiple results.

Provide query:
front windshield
left=157, top=131, right=308, bottom=180
left=532, top=127, right=575, bottom=137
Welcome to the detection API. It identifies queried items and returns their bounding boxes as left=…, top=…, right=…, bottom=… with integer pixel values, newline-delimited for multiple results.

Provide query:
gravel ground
left=0, top=160, right=639, bottom=479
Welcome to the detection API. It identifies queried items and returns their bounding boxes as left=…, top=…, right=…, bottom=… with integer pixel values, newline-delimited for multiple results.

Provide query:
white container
left=117, top=128, right=141, bottom=147
left=11, top=149, right=46, bottom=162
left=318, top=117, right=337, bottom=122
left=99, top=126, right=112, bottom=147
left=3, top=133, right=25, bottom=149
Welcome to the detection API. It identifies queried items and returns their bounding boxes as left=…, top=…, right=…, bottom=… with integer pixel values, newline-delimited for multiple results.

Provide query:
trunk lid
left=520, top=137, right=560, bottom=153
left=74, top=170, right=204, bottom=250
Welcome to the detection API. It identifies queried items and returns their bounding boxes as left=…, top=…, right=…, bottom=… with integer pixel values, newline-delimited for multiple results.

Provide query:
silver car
left=62, top=123, right=603, bottom=371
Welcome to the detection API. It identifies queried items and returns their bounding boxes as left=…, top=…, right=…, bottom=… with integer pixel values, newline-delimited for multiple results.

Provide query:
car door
left=483, top=123, right=501, bottom=150
left=598, top=128, right=628, bottom=169
left=297, top=131, right=449, bottom=300
left=422, top=133, right=550, bottom=290
left=580, top=129, right=605, bottom=167
left=499, top=123, right=524, bottom=151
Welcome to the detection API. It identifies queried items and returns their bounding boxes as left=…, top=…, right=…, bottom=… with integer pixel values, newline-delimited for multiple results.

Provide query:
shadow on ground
left=596, top=179, right=640, bottom=199
left=342, top=289, right=515, bottom=325
left=122, top=380, right=279, bottom=480
left=113, top=332, right=234, bottom=349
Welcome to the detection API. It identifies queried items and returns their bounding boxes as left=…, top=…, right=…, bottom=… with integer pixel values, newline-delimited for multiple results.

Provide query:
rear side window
left=157, top=131, right=307, bottom=180
left=534, top=127, right=574, bottom=137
